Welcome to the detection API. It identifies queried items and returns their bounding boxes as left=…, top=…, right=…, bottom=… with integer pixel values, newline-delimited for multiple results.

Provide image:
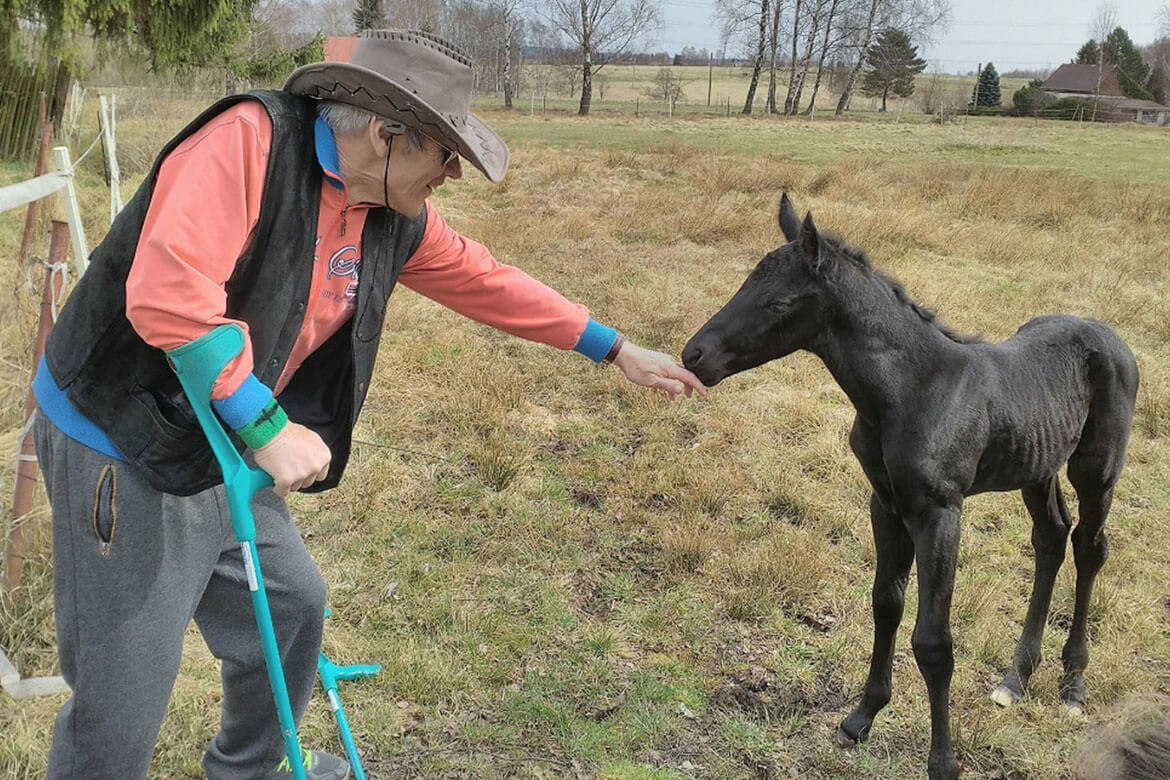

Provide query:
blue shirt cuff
left=573, top=318, right=619, bottom=363
left=211, top=374, right=274, bottom=431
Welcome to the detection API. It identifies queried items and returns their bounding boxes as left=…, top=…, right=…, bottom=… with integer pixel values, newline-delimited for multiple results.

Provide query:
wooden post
left=98, top=94, right=123, bottom=223
left=707, top=53, right=713, bottom=107
left=17, top=94, right=51, bottom=269
left=52, top=146, right=88, bottom=275
left=2, top=221, right=69, bottom=596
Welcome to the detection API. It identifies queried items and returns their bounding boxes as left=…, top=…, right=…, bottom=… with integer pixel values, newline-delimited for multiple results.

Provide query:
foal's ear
left=778, top=192, right=801, bottom=243
left=799, top=211, right=825, bottom=274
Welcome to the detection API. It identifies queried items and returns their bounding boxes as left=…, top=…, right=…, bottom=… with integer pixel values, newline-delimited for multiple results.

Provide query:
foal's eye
left=766, top=299, right=791, bottom=315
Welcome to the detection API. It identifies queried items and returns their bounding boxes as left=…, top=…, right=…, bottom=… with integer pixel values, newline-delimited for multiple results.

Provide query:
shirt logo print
left=327, top=245, right=361, bottom=301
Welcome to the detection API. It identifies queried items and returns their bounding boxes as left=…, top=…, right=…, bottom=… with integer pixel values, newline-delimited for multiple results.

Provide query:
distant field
left=1, top=93, right=1167, bottom=779
left=479, top=64, right=1030, bottom=118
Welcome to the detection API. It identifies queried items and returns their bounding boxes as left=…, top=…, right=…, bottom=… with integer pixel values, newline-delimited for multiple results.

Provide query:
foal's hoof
left=1064, top=700, right=1086, bottom=718
left=835, top=726, right=859, bottom=748
left=835, top=716, right=870, bottom=748
left=989, top=685, right=1020, bottom=708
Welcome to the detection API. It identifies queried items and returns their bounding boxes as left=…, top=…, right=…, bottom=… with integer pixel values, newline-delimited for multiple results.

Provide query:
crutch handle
left=167, top=325, right=274, bottom=540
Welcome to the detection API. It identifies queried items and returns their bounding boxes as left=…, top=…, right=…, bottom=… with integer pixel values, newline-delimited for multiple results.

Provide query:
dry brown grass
left=1, top=93, right=1168, bottom=778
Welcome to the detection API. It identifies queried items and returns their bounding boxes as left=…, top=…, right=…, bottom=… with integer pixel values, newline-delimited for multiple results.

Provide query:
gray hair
left=315, top=100, right=424, bottom=150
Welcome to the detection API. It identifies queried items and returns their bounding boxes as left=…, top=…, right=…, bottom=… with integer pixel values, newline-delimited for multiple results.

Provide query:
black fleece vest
left=45, top=90, right=426, bottom=496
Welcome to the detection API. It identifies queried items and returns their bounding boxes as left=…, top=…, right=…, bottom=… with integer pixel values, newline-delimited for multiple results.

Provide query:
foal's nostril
left=681, top=342, right=703, bottom=369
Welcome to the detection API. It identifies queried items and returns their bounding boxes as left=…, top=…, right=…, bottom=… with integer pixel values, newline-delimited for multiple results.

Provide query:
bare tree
left=300, top=0, right=355, bottom=35
left=1160, top=3, right=1170, bottom=36
left=541, top=0, right=662, bottom=115
left=742, top=0, right=771, bottom=113
left=783, top=0, right=803, bottom=112
left=765, top=0, right=785, bottom=113
left=1090, top=2, right=1119, bottom=119
left=382, top=0, right=444, bottom=31
left=834, top=0, right=881, bottom=114
left=483, top=0, right=525, bottom=107
left=787, top=0, right=826, bottom=113
left=645, top=67, right=686, bottom=101
left=802, top=0, right=844, bottom=114
left=714, top=0, right=772, bottom=111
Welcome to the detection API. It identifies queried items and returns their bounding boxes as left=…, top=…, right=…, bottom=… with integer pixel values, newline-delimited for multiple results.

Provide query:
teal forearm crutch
left=319, top=609, right=381, bottom=780
left=168, top=325, right=307, bottom=780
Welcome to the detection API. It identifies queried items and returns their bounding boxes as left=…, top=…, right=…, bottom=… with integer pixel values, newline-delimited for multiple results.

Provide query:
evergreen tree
left=970, top=62, right=1001, bottom=107
left=1, top=0, right=254, bottom=135
left=353, top=0, right=384, bottom=33
left=1102, top=26, right=1153, bottom=99
left=860, top=28, right=927, bottom=112
left=2, top=0, right=254, bottom=70
left=1075, top=40, right=1100, bottom=65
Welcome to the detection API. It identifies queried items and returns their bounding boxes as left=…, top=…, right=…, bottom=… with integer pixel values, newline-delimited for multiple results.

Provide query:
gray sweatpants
left=35, top=414, right=326, bottom=779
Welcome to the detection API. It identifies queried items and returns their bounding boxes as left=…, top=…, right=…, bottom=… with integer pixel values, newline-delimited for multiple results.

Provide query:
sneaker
left=263, top=748, right=350, bottom=779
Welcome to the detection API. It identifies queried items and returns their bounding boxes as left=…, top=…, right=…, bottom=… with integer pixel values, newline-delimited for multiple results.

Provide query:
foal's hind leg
left=838, top=493, right=915, bottom=746
left=1060, top=475, right=1116, bottom=714
left=991, top=477, right=1073, bottom=707
left=1061, top=398, right=1132, bottom=714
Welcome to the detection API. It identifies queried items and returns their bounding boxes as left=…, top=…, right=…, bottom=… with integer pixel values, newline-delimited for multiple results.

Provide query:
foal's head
left=683, top=193, right=836, bottom=386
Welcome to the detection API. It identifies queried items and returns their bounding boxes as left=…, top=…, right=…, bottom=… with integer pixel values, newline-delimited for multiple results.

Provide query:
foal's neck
left=812, top=279, right=964, bottom=424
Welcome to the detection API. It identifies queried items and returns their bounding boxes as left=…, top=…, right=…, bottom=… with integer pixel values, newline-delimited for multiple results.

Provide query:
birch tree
left=484, top=0, right=525, bottom=107
left=742, top=0, right=771, bottom=113
left=541, top=0, right=662, bottom=115
left=802, top=0, right=844, bottom=114
left=765, top=0, right=785, bottom=113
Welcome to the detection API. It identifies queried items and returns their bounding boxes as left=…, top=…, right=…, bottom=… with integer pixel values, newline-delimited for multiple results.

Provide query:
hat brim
left=284, top=61, right=509, bottom=184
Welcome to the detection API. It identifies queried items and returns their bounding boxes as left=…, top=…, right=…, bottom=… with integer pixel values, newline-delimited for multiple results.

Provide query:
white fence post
left=51, top=146, right=89, bottom=276
left=98, top=94, right=123, bottom=224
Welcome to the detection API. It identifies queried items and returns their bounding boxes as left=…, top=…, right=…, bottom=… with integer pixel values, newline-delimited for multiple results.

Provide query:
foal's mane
left=822, top=231, right=983, bottom=345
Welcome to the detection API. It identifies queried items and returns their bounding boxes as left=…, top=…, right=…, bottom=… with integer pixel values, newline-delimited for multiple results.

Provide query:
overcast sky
left=657, top=0, right=1168, bottom=73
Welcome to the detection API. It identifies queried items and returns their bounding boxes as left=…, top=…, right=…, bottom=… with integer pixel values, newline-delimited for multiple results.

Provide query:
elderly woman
left=33, top=30, right=704, bottom=779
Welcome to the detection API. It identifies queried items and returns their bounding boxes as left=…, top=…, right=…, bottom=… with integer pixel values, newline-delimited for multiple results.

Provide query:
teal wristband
left=236, top=399, right=289, bottom=450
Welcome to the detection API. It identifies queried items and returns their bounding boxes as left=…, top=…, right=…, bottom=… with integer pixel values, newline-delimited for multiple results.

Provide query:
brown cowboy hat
left=285, top=29, right=509, bottom=183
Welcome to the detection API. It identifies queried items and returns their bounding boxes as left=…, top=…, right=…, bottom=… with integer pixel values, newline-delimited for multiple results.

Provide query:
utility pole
left=965, top=62, right=981, bottom=124
left=708, top=52, right=713, bottom=106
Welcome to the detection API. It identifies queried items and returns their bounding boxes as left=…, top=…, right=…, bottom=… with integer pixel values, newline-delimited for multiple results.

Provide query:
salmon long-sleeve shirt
left=36, top=101, right=617, bottom=456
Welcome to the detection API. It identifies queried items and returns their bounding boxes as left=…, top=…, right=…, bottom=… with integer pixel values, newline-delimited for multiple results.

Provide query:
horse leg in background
left=838, top=493, right=915, bottom=746
left=908, top=504, right=963, bottom=780
left=992, top=477, right=1074, bottom=707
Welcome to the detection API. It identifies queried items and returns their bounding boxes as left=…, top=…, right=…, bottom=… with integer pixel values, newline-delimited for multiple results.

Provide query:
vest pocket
left=92, top=465, right=117, bottom=556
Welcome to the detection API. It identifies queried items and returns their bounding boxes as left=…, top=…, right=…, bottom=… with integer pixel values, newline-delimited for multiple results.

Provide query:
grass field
left=1, top=93, right=1168, bottom=779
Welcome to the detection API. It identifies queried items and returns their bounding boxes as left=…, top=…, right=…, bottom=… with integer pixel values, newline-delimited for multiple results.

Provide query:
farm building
left=1042, top=63, right=1168, bottom=125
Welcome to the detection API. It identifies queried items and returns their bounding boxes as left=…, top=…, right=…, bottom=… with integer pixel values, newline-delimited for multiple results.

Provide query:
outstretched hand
left=613, top=341, right=708, bottom=400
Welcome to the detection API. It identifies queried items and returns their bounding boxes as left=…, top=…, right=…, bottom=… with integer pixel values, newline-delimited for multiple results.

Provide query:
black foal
left=683, top=193, right=1139, bottom=780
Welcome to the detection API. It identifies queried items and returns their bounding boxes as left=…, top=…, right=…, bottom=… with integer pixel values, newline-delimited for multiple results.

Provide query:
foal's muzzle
left=682, top=332, right=730, bottom=387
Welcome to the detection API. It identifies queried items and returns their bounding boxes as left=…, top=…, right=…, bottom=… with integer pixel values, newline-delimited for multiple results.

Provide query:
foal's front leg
left=838, top=493, right=915, bottom=746
left=909, top=504, right=963, bottom=780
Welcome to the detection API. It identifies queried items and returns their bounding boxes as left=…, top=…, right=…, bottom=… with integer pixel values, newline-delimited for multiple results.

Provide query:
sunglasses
left=432, top=138, right=459, bottom=168
left=384, top=122, right=458, bottom=167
